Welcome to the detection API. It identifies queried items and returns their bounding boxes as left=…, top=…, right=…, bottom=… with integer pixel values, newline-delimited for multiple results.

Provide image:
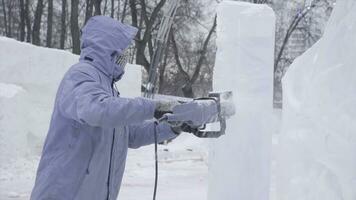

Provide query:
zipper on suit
left=107, top=80, right=116, bottom=200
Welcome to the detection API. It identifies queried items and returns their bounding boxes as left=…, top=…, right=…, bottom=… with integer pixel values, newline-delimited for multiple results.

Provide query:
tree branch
left=141, top=0, right=166, bottom=44
left=171, top=30, right=190, bottom=82
left=191, top=15, right=216, bottom=84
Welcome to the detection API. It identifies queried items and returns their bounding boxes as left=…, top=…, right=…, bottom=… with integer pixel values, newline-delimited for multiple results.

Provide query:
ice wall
left=208, top=2, right=275, bottom=200
left=276, top=0, right=356, bottom=199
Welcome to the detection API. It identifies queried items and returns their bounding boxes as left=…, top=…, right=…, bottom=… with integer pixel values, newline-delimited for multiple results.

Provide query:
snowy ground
left=0, top=133, right=208, bottom=200
left=119, top=135, right=208, bottom=200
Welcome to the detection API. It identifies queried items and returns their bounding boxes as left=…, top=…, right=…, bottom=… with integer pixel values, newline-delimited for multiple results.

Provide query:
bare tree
left=94, top=0, right=102, bottom=15
left=103, top=0, right=108, bottom=15
left=2, top=0, right=8, bottom=36
left=120, top=0, right=128, bottom=22
left=71, top=0, right=81, bottom=54
left=32, top=0, right=44, bottom=45
left=130, top=0, right=167, bottom=72
left=25, top=0, right=31, bottom=42
left=19, top=0, right=26, bottom=41
left=7, top=0, right=14, bottom=37
left=60, top=0, right=67, bottom=49
left=157, top=32, right=171, bottom=94
left=46, top=0, right=53, bottom=47
left=272, top=0, right=334, bottom=108
left=111, top=0, right=114, bottom=18
left=85, top=0, right=94, bottom=23
left=274, top=5, right=317, bottom=74
left=171, top=16, right=217, bottom=97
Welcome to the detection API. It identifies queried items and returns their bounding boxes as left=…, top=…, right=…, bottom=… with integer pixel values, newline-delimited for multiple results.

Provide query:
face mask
left=115, top=47, right=131, bottom=70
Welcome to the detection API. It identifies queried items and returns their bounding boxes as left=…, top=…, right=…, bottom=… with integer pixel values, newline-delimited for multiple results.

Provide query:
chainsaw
left=159, top=91, right=236, bottom=138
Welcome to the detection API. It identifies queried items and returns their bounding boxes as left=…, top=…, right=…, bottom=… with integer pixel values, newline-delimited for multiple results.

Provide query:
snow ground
left=0, top=37, right=208, bottom=200
left=0, top=133, right=208, bottom=200
left=119, top=135, right=208, bottom=200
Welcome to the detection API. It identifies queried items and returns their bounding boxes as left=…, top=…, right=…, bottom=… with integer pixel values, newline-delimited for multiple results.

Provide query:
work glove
left=163, top=99, right=219, bottom=138
left=170, top=123, right=198, bottom=135
left=154, top=100, right=180, bottom=120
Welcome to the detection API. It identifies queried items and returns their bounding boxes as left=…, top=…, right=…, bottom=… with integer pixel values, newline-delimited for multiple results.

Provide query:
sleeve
left=128, top=120, right=178, bottom=149
left=58, top=69, right=155, bottom=128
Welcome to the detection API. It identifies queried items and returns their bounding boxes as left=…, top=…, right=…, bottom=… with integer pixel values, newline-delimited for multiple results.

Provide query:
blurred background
left=0, top=0, right=335, bottom=108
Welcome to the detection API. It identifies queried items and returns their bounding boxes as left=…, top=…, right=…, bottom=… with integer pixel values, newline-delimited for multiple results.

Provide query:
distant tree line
left=0, top=0, right=335, bottom=103
left=0, top=0, right=219, bottom=98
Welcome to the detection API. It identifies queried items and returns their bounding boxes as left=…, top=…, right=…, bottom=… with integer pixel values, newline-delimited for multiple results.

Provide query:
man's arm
left=128, top=120, right=178, bottom=149
left=58, top=69, right=155, bottom=128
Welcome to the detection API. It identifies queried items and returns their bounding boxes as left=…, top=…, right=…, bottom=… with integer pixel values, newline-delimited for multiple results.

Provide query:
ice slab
left=276, top=0, right=356, bottom=199
left=208, top=2, right=275, bottom=200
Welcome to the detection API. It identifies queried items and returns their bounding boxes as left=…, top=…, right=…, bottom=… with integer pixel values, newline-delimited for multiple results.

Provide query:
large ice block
left=276, top=0, right=356, bottom=199
left=208, top=2, right=275, bottom=200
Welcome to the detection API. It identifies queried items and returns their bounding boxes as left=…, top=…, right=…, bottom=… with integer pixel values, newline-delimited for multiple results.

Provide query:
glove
left=170, top=122, right=200, bottom=136
left=154, top=100, right=180, bottom=120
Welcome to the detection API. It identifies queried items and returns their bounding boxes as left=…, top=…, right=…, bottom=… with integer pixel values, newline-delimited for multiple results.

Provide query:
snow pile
left=208, top=2, right=276, bottom=200
left=276, top=0, right=356, bottom=199
left=0, top=83, right=24, bottom=98
left=0, top=37, right=141, bottom=199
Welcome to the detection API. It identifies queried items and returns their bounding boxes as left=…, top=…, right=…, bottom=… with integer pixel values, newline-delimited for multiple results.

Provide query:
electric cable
left=153, top=121, right=159, bottom=200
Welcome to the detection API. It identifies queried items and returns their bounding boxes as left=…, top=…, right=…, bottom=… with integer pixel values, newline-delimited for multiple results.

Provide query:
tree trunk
left=46, top=0, right=53, bottom=47
left=71, top=0, right=81, bottom=54
left=111, top=0, right=114, bottom=18
left=182, top=84, right=194, bottom=98
left=60, top=0, right=67, bottom=49
left=172, top=16, right=217, bottom=98
left=7, top=0, right=13, bottom=37
left=85, top=0, right=94, bottom=23
left=130, top=0, right=149, bottom=71
left=103, top=0, right=108, bottom=15
left=274, top=5, right=315, bottom=73
left=25, top=0, right=31, bottom=42
left=131, top=0, right=166, bottom=72
left=120, top=0, right=127, bottom=22
left=19, top=0, right=26, bottom=41
left=2, top=0, right=8, bottom=36
left=32, top=0, right=44, bottom=45
left=158, top=41, right=169, bottom=94
left=94, top=0, right=102, bottom=15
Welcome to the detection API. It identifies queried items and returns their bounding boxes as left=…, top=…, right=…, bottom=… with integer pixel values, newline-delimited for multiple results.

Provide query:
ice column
left=208, top=2, right=275, bottom=200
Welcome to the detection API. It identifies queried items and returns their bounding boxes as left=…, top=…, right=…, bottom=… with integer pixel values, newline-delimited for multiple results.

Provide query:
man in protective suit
left=30, top=16, right=181, bottom=200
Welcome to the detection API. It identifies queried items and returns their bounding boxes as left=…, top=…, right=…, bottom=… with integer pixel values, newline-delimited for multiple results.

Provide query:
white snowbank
left=0, top=37, right=142, bottom=199
left=209, top=2, right=276, bottom=200
left=276, top=0, right=356, bottom=199
left=0, top=83, right=24, bottom=98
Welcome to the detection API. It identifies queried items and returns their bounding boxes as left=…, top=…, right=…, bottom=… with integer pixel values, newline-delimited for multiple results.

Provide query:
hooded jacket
left=30, top=16, right=177, bottom=200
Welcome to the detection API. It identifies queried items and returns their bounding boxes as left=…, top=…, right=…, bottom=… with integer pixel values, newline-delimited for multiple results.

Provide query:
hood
left=79, top=16, right=138, bottom=81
